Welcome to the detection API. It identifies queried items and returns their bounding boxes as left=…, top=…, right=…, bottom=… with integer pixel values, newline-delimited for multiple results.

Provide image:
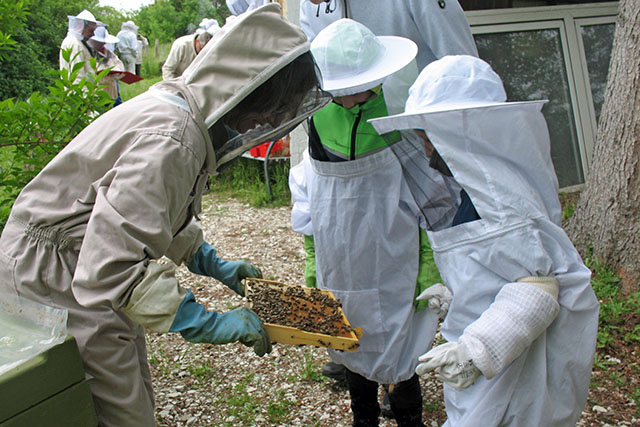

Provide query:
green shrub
left=0, top=0, right=28, bottom=61
left=0, top=49, right=114, bottom=229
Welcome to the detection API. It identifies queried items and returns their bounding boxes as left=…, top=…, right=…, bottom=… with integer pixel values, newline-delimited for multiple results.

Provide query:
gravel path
left=149, top=194, right=445, bottom=426
left=147, top=193, right=625, bottom=426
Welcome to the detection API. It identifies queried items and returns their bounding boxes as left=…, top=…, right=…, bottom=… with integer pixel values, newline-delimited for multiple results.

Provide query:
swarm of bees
left=246, top=279, right=355, bottom=338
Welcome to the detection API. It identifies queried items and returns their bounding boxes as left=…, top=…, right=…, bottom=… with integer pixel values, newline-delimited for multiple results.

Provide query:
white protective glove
left=416, top=283, right=453, bottom=319
left=416, top=341, right=482, bottom=390
left=459, top=279, right=560, bottom=379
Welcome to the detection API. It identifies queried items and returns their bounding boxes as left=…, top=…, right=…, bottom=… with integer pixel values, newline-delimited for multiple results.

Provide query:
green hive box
left=0, top=335, right=97, bottom=426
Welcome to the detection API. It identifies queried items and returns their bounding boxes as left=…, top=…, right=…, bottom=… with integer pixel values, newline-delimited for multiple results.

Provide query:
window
left=465, top=2, right=618, bottom=189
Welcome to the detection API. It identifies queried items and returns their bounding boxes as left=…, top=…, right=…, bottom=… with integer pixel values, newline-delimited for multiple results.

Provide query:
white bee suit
left=290, top=142, right=439, bottom=384
left=370, top=59, right=600, bottom=424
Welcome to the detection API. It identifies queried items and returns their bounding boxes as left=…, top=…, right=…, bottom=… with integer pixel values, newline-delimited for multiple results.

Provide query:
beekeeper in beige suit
left=59, top=9, right=99, bottom=83
left=0, top=5, right=327, bottom=426
left=162, top=22, right=220, bottom=80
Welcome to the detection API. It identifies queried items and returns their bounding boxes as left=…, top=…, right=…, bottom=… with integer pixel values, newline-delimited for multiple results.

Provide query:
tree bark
left=566, top=0, right=640, bottom=292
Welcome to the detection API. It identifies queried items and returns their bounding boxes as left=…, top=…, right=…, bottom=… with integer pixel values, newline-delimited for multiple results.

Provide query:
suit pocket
left=327, top=288, right=386, bottom=353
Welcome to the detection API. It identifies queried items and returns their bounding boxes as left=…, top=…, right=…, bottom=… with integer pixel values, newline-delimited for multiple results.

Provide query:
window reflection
left=581, top=23, right=615, bottom=123
left=474, top=29, right=584, bottom=187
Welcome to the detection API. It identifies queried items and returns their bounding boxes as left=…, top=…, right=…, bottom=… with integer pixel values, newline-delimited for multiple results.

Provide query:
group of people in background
left=28, top=2, right=599, bottom=427
left=60, top=1, right=282, bottom=103
left=59, top=10, right=148, bottom=107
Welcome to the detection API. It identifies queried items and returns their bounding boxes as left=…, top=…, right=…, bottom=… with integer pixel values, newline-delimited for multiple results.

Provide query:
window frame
left=465, top=2, right=619, bottom=191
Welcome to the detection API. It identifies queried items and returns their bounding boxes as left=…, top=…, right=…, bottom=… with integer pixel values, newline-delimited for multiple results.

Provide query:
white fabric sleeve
left=410, top=0, right=478, bottom=59
left=122, top=261, right=188, bottom=333
left=289, top=152, right=314, bottom=235
left=458, top=281, right=560, bottom=379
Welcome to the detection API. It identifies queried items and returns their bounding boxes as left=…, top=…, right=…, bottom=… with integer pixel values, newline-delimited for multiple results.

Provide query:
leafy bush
left=0, top=49, right=114, bottom=228
left=0, top=0, right=28, bottom=61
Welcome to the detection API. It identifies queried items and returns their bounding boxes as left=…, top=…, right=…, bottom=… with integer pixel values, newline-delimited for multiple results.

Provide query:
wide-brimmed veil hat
left=311, top=19, right=417, bottom=97
left=91, top=26, right=119, bottom=44
left=67, top=9, right=103, bottom=39
left=370, top=55, right=545, bottom=134
left=68, top=9, right=98, bottom=23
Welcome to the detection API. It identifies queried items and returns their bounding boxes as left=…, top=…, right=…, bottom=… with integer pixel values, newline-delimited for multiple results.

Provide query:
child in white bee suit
left=289, top=19, right=457, bottom=426
left=370, top=55, right=600, bottom=426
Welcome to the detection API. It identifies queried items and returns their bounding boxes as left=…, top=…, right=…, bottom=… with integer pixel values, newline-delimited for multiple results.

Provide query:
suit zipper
left=350, top=109, right=362, bottom=161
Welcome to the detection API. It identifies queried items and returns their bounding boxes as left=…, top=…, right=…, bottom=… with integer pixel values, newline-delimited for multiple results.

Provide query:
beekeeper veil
left=179, top=3, right=329, bottom=170
left=67, top=9, right=99, bottom=41
left=370, top=55, right=561, bottom=229
left=121, top=21, right=139, bottom=35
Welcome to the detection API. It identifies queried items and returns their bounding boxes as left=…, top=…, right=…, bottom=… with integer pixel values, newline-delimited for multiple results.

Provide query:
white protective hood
left=371, top=55, right=562, bottom=228
left=67, top=9, right=99, bottom=41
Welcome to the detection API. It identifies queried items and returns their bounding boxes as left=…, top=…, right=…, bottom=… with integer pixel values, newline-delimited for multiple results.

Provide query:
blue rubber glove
left=170, top=290, right=272, bottom=356
left=187, top=242, right=262, bottom=296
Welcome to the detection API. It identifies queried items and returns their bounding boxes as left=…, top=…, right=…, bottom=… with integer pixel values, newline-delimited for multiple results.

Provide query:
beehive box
left=0, top=335, right=97, bottom=427
left=245, top=278, right=361, bottom=352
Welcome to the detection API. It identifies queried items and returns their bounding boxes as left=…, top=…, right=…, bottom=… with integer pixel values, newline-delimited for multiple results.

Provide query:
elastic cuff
left=517, top=276, right=559, bottom=300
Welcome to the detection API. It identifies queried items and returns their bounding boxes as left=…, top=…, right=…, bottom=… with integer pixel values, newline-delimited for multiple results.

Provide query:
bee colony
left=245, top=278, right=361, bottom=351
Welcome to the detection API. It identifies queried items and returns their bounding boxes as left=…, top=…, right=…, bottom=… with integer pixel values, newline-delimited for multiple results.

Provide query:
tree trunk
left=566, top=0, right=640, bottom=293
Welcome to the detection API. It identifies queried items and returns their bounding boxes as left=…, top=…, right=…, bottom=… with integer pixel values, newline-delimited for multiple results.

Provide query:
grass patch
left=588, top=256, right=640, bottom=351
left=586, top=255, right=640, bottom=416
left=209, top=157, right=291, bottom=208
left=147, top=346, right=175, bottom=376
left=213, top=371, right=297, bottom=425
left=424, top=400, right=441, bottom=413
left=297, top=349, right=327, bottom=383
left=188, top=360, right=217, bottom=384
left=266, top=390, right=295, bottom=423
left=119, top=76, right=162, bottom=102
left=216, top=373, right=260, bottom=425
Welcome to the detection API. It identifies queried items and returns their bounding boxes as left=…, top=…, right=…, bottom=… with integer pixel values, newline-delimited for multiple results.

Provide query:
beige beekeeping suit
left=0, top=5, right=309, bottom=426
left=60, top=11, right=100, bottom=84
left=162, top=33, right=198, bottom=80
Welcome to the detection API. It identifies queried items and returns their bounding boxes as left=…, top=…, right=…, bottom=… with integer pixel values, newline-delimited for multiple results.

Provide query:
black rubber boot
left=380, top=384, right=394, bottom=419
left=387, top=374, right=425, bottom=427
left=345, top=369, right=380, bottom=427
